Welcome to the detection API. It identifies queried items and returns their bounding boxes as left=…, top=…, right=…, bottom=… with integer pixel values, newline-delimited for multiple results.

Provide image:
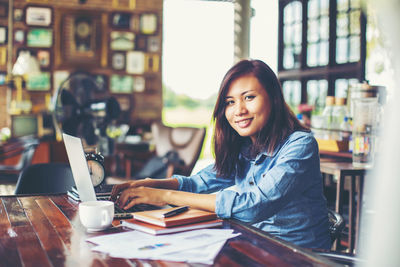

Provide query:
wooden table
left=320, top=161, right=367, bottom=253
left=0, top=194, right=336, bottom=266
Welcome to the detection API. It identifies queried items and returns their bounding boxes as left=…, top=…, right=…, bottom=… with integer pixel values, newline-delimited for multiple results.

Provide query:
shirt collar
left=239, top=138, right=281, bottom=162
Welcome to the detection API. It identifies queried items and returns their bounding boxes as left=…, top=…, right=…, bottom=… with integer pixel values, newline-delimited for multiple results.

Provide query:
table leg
left=335, top=173, right=345, bottom=251
left=354, top=174, right=365, bottom=253
left=349, top=175, right=356, bottom=253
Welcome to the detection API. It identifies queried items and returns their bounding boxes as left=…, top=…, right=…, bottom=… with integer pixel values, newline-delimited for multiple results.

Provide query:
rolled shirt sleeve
left=173, top=164, right=235, bottom=194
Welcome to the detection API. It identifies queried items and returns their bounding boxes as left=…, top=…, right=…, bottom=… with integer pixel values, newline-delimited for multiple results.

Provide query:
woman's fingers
left=117, top=187, right=166, bottom=209
left=110, top=182, right=131, bottom=201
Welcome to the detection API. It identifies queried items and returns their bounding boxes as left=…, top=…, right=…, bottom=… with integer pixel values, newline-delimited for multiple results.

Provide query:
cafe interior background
left=0, top=0, right=400, bottom=264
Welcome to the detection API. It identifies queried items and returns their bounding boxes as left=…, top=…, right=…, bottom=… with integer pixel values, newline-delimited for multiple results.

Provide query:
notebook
left=120, top=218, right=223, bottom=235
left=132, top=207, right=217, bottom=227
left=62, top=133, right=161, bottom=219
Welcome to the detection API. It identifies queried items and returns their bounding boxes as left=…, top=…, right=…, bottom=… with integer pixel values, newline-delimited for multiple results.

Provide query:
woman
left=111, top=59, right=331, bottom=249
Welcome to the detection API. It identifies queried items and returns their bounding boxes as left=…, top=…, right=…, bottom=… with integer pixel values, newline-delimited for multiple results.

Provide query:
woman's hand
left=116, top=186, right=169, bottom=209
left=110, top=178, right=155, bottom=202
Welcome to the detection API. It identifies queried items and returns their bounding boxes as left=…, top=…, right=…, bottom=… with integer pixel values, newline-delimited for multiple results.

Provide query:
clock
left=85, top=152, right=105, bottom=188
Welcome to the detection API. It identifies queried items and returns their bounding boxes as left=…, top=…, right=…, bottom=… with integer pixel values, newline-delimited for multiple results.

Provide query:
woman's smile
left=236, top=118, right=253, bottom=128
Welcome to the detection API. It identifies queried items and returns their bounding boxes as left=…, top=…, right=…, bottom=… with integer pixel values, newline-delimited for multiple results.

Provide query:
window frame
left=277, top=0, right=367, bottom=105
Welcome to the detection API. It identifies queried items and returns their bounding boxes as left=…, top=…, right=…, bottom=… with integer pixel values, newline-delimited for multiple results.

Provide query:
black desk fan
left=52, top=71, right=121, bottom=146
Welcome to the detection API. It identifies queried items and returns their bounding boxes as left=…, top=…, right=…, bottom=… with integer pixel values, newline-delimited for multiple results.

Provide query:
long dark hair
left=212, top=59, right=309, bottom=178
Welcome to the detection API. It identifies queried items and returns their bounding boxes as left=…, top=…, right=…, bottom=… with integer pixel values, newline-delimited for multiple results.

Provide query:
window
left=278, top=0, right=366, bottom=114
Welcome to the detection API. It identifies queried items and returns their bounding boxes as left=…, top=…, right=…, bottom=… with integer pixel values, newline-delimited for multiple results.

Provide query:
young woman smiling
left=111, top=59, right=331, bottom=249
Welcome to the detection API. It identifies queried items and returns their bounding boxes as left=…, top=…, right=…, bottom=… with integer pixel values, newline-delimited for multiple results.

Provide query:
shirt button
left=249, top=181, right=254, bottom=185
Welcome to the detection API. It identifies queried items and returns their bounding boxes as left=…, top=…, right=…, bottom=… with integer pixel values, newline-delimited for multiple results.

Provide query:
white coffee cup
left=79, top=200, right=114, bottom=231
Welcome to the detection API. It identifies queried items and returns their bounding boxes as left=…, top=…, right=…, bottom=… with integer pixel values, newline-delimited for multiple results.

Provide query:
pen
left=162, top=206, right=189, bottom=218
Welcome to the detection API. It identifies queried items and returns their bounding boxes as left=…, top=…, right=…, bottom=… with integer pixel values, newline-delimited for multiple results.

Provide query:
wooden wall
left=0, top=0, right=163, bottom=130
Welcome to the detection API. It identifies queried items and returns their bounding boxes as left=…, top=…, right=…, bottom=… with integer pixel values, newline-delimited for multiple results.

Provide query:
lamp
left=8, top=50, right=41, bottom=114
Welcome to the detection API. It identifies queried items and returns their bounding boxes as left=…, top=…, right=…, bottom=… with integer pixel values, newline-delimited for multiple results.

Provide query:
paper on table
left=156, top=240, right=227, bottom=265
left=87, top=229, right=240, bottom=260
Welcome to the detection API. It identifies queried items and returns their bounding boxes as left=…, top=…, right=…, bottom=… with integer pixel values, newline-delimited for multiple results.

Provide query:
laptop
left=62, top=133, right=161, bottom=219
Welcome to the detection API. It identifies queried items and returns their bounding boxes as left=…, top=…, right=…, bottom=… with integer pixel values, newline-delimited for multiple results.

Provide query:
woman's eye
left=245, top=95, right=255, bottom=101
left=225, top=100, right=234, bottom=106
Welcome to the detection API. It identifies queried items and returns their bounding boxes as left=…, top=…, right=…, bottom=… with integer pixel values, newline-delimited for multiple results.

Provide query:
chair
left=313, top=209, right=362, bottom=266
left=149, top=122, right=206, bottom=177
left=0, top=137, right=39, bottom=182
left=14, top=163, right=76, bottom=194
left=328, top=208, right=345, bottom=248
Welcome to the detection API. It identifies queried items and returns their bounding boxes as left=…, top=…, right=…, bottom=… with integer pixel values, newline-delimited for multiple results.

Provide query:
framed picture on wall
left=92, top=74, right=108, bottom=93
left=126, top=51, right=145, bottom=74
left=133, top=76, right=145, bottom=92
left=139, top=13, right=157, bottom=35
left=53, top=70, right=70, bottom=91
left=37, top=50, right=51, bottom=68
left=0, top=26, right=7, bottom=44
left=27, top=28, right=52, bottom=47
left=14, top=30, right=25, bottom=45
left=110, top=74, right=133, bottom=93
left=25, top=6, right=52, bottom=27
left=14, top=8, right=23, bottom=22
left=147, top=36, right=160, bottom=52
left=135, top=35, right=147, bottom=51
left=26, top=72, right=51, bottom=91
left=111, top=52, right=125, bottom=70
left=110, top=31, right=135, bottom=51
left=110, top=13, right=131, bottom=29
left=60, top=13, right=101, bottom=67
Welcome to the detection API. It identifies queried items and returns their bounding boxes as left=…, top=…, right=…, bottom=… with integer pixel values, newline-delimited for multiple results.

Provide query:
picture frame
left=53, top=70, right=70, bottom=91
left=135, top=35, right=147, bottom=51
left=110, top=13, right=131, bottom=29
left=110, top=31, right=135, bottom=51
left=37, top=50, right=51, bottom=69
left=14, top=8, right=24, bottom=22
left=126, top=51, right=145, bottom=74
left=139, top=13, right=158, bottom=35
left=60, top=13, right=101, bottom=67
left=26, top=72, right=51, bottom=91
left=14, top=30, right=25, bottom=45
left=133, top=76, right=145, bottom=92
left=0, top=26, right=7, bottom=45
left=92, top=74, right=108, bottom=93
left=147, top=36, right=160, bottom=52
left=25, top=6, right=52, bottom=27
left=110, top=74, right=133, bottom=93
left=27, top=28, right=53, bottom=47
left=111, top=52, right=125, bottom=70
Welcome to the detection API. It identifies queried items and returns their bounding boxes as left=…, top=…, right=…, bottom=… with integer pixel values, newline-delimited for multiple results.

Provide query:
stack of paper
left=86, top=229, right=240, bottom=265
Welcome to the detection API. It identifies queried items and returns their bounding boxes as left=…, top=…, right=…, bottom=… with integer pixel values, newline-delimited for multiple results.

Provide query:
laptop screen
left=63, top=133, right=97, bottom=202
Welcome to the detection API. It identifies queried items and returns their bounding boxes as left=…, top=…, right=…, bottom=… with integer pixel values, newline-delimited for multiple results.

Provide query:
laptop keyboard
left=96, top=196, right=160, bottom=219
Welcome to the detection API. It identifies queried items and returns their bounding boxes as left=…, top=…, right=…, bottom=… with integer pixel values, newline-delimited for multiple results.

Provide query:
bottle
left=332, top=97, right=350, bottom=140
left=321, top=96, right=335, bottom=139
left=340, top=116, right=352, bottom=141
left=332, top=97, right=349, bottom=130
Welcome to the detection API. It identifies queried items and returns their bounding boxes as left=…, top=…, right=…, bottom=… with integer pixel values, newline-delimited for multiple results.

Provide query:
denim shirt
left=173, top=131, right=331, bottom=249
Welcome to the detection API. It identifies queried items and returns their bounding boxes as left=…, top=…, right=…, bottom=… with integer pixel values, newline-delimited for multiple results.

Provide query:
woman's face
left=224, top=75, right=271, bottom=143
